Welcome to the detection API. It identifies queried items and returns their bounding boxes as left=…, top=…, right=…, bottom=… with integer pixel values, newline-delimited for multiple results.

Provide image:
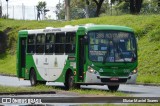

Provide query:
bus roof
left=85, top=25, right=134, bottom=32
left=18, top=24, right=134, bottom=36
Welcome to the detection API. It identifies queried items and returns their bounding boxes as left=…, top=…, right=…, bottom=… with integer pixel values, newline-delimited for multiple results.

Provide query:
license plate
left=110, top=77, right=119, bottom=81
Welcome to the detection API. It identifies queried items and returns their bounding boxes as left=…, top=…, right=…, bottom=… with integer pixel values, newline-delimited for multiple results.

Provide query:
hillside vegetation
left=0, top=15, right=160, bottom=83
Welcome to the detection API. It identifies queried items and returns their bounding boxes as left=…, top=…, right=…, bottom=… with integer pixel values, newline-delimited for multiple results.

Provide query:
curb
left=134, top=83, right=160, bottom=86
left=0, top=74, right=16, bottom=77
left=0, top=91, right=56, bottom=95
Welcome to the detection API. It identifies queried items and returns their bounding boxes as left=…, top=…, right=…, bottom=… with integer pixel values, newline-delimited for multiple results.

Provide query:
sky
left=1, top=0, right=64, bottom=20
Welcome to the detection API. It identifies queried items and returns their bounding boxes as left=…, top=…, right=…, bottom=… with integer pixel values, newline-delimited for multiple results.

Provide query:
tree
left=92, top=0, right=105, bottom=17
left=65, top=0, right=70, bottom=21
left=55, top=0, right=109, bottom=19
left=129, top=0, right=143, bottom=14
left=77, top=0, right=108, bottom=17
left=36, top=1, right=47, bottom=20
left=55, top=2, right=65, bottom=20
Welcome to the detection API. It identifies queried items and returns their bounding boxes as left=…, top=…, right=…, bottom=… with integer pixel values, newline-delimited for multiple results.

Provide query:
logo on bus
left=99, top=68, right=103, bottom=72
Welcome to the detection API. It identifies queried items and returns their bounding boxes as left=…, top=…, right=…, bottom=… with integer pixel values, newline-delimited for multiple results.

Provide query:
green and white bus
left=17, top=24, right=138, bottom=91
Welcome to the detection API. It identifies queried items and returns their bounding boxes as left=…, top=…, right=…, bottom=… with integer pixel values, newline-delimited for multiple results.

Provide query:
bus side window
left=65, top=32, right=76, bottom=54
left=36, top=34, right=45, bottom=54
left=45, top=33, right=55, bottom=54
left=55, top=32, right=65, bottom=54
left=27, top=34, right=35, bottom=53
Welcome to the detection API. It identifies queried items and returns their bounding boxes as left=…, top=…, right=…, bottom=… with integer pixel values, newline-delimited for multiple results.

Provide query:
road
left=0, top=75, right=160, bottom=97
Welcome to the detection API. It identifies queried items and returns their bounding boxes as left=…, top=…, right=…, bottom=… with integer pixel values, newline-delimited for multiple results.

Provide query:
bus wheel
left=108, top=85, right=119, bottom=92
left=30, top=69, right=37, bottom=86
left=74, top=84, right=80, bottom=89
left=65, top=72, right=74, bottom=90
left=37, top=81, right=46, bottom=85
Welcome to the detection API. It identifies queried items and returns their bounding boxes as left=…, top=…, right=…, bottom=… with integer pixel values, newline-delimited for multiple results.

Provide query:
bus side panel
left=55, top=59, right=75, bottom=82
left=25, top=54, right=44, bottom=81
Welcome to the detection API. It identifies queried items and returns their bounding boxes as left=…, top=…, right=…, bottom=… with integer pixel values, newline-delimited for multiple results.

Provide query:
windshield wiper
left=102, top=46, right=110, bottom=64
left=103, top=50, right=109, bottom=64
left=118, top=48, right=126, bottom=63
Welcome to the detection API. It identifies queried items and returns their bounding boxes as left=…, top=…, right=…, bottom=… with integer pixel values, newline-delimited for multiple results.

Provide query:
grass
left=0, top=15, right=160, bottom=83
left=0, top=85, right=127, bottom=97
left=0, top=85, right=54, bottom=93
left=71, top=89, right=127, bottom=96
left=137, top=37, right=160, bottom=83
left=0, top=54, right=16, bottom=75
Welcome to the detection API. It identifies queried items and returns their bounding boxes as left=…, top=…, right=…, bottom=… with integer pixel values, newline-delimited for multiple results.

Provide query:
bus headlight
left=88, top=66, right=95, bottom=73
left=132, top=68, right=138, bottom=74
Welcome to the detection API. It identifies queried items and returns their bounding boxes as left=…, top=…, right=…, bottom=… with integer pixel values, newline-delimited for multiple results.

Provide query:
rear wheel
left=30, top=69, right=37, bottom=86
left=37, top=81, right=46, bottom=85
left=108, top=85, right=119, bottom=92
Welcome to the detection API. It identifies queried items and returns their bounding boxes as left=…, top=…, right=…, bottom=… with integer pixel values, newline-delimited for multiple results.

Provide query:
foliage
left=36, top=1, right=47, bottom=20
left=0, top=53, right=16, bottom=75
left=114, top=1, right=130, bottom=14
left=141, top=0, right=160, bottom=14
left=55, top=0, right=110, bottom=20
left=55, top=2, right=65, bottom=20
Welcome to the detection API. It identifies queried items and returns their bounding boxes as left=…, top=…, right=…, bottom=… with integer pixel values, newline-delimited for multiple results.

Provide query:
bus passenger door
left=78, top=36, right=85, bottom=81
left=18, top=37, right=26, bottom=78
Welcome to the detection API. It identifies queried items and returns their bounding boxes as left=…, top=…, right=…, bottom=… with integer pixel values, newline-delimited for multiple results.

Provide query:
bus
left=17, top=24, right=138, bottom=91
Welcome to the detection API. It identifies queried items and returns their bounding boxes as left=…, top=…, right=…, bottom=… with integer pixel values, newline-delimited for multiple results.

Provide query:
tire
left=65, top=72, right=79, bottom=90
left=108, top=85, right=119, bottom=92
left=74, top=84, right=81, bottom=89
left=30, top=69, right=37, bottom=86
left=37, top=81, right=46, bottom=85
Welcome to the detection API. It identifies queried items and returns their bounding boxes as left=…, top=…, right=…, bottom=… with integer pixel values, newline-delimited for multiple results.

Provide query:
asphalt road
left=0, top=75, right=160, bottom=97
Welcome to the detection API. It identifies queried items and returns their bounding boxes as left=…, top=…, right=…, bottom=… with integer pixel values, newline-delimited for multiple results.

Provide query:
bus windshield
left=88, top=31, right=137, bottom=62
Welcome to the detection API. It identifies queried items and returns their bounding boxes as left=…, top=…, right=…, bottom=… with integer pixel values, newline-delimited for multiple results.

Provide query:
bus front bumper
left=126, top=72, right=138, bottom=84
left=85, top=71, right=132, bottom=84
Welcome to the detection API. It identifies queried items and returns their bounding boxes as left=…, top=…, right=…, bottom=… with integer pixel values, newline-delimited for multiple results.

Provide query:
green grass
left=0, top=85, right=54, bottom=93
left=71, top=89, right=127, bottom=96
left=137, top=37, right=160, bottom=83
left=0, top=15, right=160, bottom=83
left=0, top=54, right=16, bottom=75
left=0, top=85, right=127, bottom=96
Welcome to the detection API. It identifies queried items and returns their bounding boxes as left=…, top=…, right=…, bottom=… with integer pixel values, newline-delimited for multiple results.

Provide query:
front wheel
left=108, top=85, right=119, bottom=92
left=30, top=69, right=37, bottom=86
left=65, top=72, right=80, bottom=90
